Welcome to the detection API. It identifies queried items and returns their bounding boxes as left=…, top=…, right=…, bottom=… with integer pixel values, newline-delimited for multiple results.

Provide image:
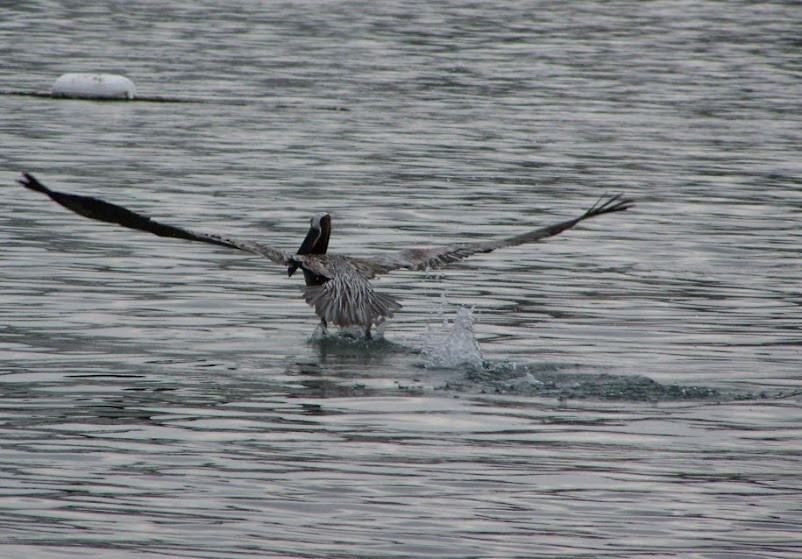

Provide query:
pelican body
left=16, top=173, right=633, bottom=338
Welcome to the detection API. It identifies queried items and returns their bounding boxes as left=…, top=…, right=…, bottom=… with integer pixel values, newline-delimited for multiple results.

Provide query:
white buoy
left=51, top=73, right=136, bottom=100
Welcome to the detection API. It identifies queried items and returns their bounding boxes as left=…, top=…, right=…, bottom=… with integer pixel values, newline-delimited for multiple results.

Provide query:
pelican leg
left=320, top=319, right=328, bottom=336
left=365, top=324, right=373, bottom=340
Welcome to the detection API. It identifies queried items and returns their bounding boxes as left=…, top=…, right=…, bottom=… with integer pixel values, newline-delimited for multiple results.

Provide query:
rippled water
left=1, top=1, right=801, bottom=557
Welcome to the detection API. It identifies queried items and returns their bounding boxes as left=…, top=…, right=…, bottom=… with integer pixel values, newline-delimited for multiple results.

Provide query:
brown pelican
left=17, top=172, right=633, bottom=338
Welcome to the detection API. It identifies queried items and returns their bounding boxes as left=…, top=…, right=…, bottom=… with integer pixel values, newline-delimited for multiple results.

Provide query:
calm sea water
left=1, top=1, right=801, bottom=557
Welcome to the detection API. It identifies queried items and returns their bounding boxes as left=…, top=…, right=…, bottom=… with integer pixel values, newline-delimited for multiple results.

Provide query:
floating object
left=16, top=172, right=634, bottom=338
left=51, top=73, right=136, bottom=100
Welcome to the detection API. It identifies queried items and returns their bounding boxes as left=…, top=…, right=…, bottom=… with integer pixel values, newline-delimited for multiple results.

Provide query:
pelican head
left=288, top=213, right=331, bottom=277
left=301, top=213, right=331, bottom=254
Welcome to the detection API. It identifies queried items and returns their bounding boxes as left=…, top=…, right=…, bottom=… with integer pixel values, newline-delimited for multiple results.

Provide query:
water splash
left=307, top=320, right=388, bottom=342
left=421, top=304, right=483, bottom=370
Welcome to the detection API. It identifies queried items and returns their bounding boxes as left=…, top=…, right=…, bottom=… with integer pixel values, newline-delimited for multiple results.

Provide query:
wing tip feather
left=586, top=192, right=635, bottom=217
left=18, top=172, right=50, bottom=194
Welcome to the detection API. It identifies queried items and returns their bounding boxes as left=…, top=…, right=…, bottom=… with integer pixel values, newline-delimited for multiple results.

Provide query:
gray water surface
left=1, top=1, right=801, bottom=557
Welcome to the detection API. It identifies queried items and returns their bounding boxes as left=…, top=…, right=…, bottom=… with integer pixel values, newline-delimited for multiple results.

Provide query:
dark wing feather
left=17, top=172, right=290, bottom=265
left=347, top=194, right=634, bottom=278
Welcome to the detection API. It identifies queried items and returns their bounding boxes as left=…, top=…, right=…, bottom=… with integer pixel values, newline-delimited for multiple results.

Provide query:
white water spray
left=421, top=300, right=483, bottom=370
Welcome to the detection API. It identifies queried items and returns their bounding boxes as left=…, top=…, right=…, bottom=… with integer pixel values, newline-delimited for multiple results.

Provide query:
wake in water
left=415, top=300, right=728, bottom=402
left=305, top=322, right=406, bottom=353
left=302, top=299, right=782, bottom=403
left=467, top=362, right=725, bottom=401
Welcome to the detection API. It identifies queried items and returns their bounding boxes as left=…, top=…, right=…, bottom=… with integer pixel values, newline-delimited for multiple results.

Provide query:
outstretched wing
left=346, top=194, right=634, bottom=278
left=17, top=172, right=290, bottom=266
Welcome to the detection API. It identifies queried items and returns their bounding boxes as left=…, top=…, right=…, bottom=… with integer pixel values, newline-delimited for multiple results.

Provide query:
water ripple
left=2, top=1, right=801, bottom=557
